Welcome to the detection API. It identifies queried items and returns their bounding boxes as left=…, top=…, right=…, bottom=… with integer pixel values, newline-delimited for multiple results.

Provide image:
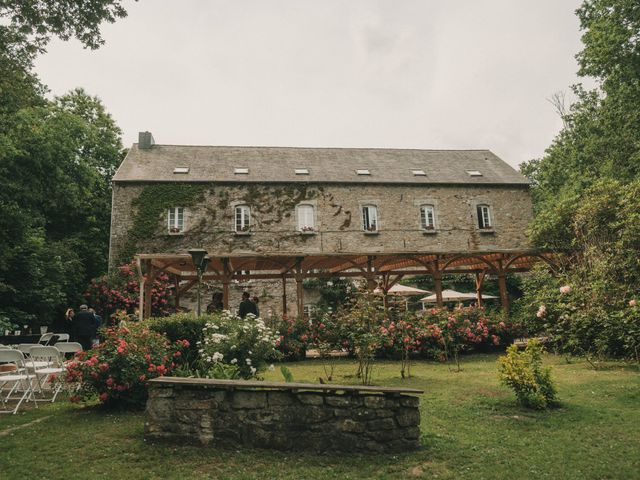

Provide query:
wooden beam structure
left=135, top=249, right=563, bottom=318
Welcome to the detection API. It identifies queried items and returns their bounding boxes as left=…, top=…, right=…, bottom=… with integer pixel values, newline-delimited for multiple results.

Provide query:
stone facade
left=109, top=181, right=531, bottom=316
left=109, top=182, right=532, bottom=264
left=144, top=379, right=422, bottom=453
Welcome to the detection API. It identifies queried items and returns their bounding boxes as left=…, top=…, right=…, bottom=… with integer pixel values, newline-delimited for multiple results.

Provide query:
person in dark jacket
left=238, top=292, right=258, bottom=319
left=73, top=305, right=98, bottom=351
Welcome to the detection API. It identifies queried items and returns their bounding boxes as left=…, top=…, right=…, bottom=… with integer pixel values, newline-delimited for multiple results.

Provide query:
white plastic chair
left=56, top=342, right=83, bottom=358
left=38, top=333, right=54, bottom=345
left=54, top=333, right=70, bottom=343
left=0, top=349, right=38, bottom=414
left=29, top=346, right=65, bottom=402
left=17, top=343, right=40, bottom=355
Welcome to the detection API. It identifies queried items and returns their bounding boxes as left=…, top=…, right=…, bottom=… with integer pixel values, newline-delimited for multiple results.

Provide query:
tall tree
left=0, top=1, right=130, bottom=326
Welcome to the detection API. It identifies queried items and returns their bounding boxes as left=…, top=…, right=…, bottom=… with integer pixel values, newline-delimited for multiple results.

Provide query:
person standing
left=238, top=292, right=258, bottom=319
left=252, top=296, right=261, bottom=317
left=73, top=305, right=98, bottom=351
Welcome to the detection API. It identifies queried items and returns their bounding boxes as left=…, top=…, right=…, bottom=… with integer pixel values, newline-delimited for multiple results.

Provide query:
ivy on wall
left=116, top=182, right=338, bottom=263
left=119, top=183, right=209, bottom=263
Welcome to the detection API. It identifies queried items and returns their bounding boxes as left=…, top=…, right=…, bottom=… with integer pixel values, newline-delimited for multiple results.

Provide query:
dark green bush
left=147, top=313, right=209, bottom=367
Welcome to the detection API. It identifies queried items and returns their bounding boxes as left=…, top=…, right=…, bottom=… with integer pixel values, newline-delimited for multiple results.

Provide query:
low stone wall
left=144, top=378, right=422, bottom=453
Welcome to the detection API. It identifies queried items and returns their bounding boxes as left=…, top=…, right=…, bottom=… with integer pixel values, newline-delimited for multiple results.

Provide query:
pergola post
left=475, top=271, right=486, bottom=307
left=141, top=259, right=155, bottom=319
left=294, top=257, right=304, bottom=320
left=497, top=271, right=509, bottom=314
left=365, top=256, right=377, bottom=291
left=173, top=274, right=181, bottom=308
left=221, top=258, right=231, bottom=311
left=433, top=263, right=443, bottom=308
left=281, top=274, right=288, bottom=318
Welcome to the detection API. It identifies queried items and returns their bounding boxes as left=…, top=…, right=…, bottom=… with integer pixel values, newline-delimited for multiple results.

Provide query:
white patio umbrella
left=374, top=284, right=432, bottom=310
left=420, top=289, right=497, bottom=305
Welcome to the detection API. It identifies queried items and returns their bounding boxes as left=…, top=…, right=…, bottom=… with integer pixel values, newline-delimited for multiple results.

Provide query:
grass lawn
left=1, top=354, right=638, bottom=479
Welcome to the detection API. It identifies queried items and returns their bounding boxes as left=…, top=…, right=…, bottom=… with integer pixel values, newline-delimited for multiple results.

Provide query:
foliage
left=61, top=323, right=190, bottom=409
left=498, top=340, right=558, bottom=409
left=147, top=313, right=207, bottom=367
left=0, top=0, right=129, bottom=69
left=519, top=1, right=640, bottom=361
left=0, top=89, right=124, bottom=327
left=271, top=315, right=309, bottom=360
left=280, top=365, right=294, bottom=383
left=337, top=290, right=386, bottom=385
left=198, top=311, right=280, bottom=379
left=302, top=277, right=354, bottom=313
left=516, top=180, right=640, bottom=359
left=83, top=262, right=174, bottom=321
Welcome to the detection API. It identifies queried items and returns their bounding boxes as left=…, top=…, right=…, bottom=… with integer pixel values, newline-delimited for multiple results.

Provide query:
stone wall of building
left=144, top=379, right=422, bottom=453
left=109, top=182, right=532, bottom=268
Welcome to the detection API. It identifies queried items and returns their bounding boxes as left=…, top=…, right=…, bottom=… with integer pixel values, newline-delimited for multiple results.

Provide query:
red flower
left=99, top=392, right=108, bottom=402
left=139, top=374, right=146, bottom=381
left=106, top=377, right=114, bottom=387
left=156, top=365, right=167, bottom=375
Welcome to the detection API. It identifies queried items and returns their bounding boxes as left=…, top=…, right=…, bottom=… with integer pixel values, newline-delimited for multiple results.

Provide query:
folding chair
left=55, top=333, right=70, bottom=342
left=0, top=350, right=38, bottom=414
left=38, top=333, right=54, bottom=345
left=56, top=342, right=83, bottom=359
left=17, top=343, right=40, bottom=356
left=29, top=346, right=66, bottom=402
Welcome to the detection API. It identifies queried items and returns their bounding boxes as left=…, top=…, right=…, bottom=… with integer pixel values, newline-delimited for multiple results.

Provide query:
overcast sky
left=34, top=0, right=588, bottom=169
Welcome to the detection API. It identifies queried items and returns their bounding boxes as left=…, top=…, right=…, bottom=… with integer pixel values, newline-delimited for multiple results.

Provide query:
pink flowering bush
left=84, top=262, right=174, bottom=322
left=62, top=324, right=190, bottom=409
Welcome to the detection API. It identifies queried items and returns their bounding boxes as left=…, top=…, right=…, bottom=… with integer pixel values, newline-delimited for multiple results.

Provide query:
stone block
left=297, top=393, right=324, bottom=405
left=366, top=418, right=396, bottom=431
left=363, top=396, right=386, bottom=408
left=325, top=395, right=359, bottom=407
left=339, top=419, right=365, bottom=433
left=399, top=395, right=420, bottom=408
left=403, top=426, right=421, bottom=440
left=268, top=391, right=294, bottom=407
left=149, top=387, right=175, bottom=398
left=396, top=408, right=420, bottom=427
left=232, top=391, right=267, bottom=409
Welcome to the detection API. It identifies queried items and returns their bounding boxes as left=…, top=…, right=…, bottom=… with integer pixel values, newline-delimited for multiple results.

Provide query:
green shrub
left=147, top=313, right=207, bottom=367
left=62, top=324, right=190, bottom=409
left=199, top=311, right=280, bottom=379
left=498, top=340, right=558, bottom=409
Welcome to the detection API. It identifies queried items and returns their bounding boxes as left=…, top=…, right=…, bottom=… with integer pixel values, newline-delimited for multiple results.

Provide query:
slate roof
left=113, top=144, right=530, bottom=186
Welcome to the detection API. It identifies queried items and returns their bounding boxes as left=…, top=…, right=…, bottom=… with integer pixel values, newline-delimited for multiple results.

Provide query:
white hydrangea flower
left=250, top=366, right=256, bottom=375
left=245, top=358, right=252, bottom=365
left=230, top=358, right=237, bottom=364
left=268, top=364, right=275, bottom=371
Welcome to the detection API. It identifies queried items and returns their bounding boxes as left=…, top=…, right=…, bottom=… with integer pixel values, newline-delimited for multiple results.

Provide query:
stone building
left=109, top=132, right=539, bottom=317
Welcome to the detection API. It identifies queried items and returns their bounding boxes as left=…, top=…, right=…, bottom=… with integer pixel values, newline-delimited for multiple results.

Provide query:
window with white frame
left=167, top=207, right=185, bottom=233
left=420, top=205, right=436, bottom=230
left=303, top=304, right=316, bottom=318
left=235, top=205, right=251, bottom=232
left=477, top=204, right=492, bottom=229
left=362, top=204, right=378, bottom=232
left=297, top=204, right=315, bottom=232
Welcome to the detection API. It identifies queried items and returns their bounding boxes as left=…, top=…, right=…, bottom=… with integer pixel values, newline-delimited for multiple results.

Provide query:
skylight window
left=234, top=168, right=249, bottom=174
left=356, top=169, right=370, bottom=175
left=173, top=167, right=189, bottom=174
left=466, top=170, right=483, bottom=176
left=411, top=169, right=426, bottom=176
left=295, top=168, right=309, bottom=175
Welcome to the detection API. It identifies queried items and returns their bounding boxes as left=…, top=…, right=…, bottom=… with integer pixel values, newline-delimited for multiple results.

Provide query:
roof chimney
left=138, top=131, right=155, bottom=149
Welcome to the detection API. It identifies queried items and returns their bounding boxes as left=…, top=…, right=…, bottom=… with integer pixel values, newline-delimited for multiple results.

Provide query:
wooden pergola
left=136, top=249, right=560, bottom=319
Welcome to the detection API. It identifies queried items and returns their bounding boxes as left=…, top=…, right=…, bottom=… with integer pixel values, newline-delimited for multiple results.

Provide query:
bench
left=144, top=377, right=423, bottom=453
